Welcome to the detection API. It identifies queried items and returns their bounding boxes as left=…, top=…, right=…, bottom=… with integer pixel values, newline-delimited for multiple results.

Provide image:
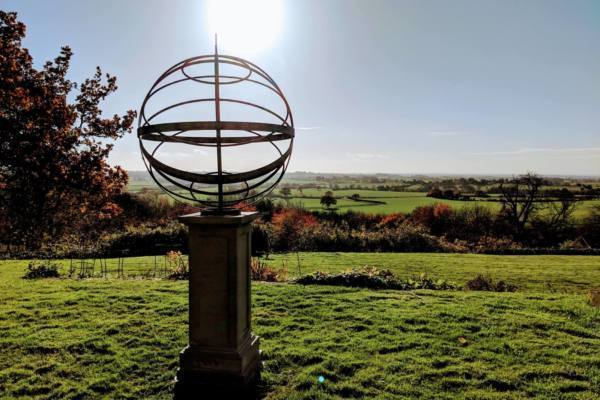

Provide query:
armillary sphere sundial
left=138, top=36, right=294, bottom=215
left=137, top=37, right=295, bottom=398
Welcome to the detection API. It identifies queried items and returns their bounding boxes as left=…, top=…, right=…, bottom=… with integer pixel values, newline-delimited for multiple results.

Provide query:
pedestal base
left=174, top=377, right=259, bottom=399
left=174, top=336, right=261, bottom=399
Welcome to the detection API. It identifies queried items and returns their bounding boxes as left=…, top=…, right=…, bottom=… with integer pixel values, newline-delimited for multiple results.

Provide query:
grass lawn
left=0, top=256, right=599, bottom=399
left=264, top=252, right=600, bottom=293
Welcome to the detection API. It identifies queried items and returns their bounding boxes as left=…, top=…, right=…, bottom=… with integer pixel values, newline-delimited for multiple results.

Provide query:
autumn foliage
left=376, top=212, right=406, bottom=229
left=410, top=204, right=453, bottom=235
left=271, top=207, right=320, bottom=249
left=0, top=11, right=135, bottom=248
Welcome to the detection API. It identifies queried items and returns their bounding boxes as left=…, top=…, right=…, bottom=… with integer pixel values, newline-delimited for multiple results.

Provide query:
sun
left=205, top=0, right=283, bottom=54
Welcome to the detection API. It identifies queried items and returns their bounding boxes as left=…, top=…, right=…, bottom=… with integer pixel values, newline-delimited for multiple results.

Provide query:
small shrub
left=376, top=213, right=406, bottom=229
left=472, top=236, right=522, bottom=253
left=251, top=221, right=272, bottom=257
left=464, top=274, right=517, bottom=292
left=101, top=222, right=187, bottom=257
left=251, top=258, right=288, bottom=282
left=559, top=238, right=590, bottom=250
left=271, top=207, right=320, bottom=250
left=23, top=261, right=61, bottom=279
left=406, top=272, right=456, bottom=290
left=409, top=204, right=454, bottom=235
left=296, top=266, right=455, bottom=290
left=166, top=251, right=188, bottom=280
left=586, top=289, right=600, bottom=307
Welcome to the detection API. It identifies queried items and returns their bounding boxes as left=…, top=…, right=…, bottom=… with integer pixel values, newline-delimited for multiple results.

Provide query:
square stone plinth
left=175, top=212, right=261, bottom=398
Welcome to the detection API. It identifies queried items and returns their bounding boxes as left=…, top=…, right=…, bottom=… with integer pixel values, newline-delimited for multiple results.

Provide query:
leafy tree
left=279, top=187, right=292, bottom=197
left=580, top=205, right=600, bottom=247
left=320, top=191, right=337, bottom=210
left=443, top=189, right=457, bottom=199
left=254, top=198, right=276, bottom=221
left=0, top=11, right=136, bottom=248
left=426, top=187, right=442, bottom=198
left=546, top=188, right=579, bottom=227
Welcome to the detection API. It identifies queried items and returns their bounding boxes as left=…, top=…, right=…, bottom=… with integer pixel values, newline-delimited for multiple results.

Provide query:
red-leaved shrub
left=271, top=208, right=320, bottom=250
left=377, top=213, right=406, bottom=228
left=410, top=204, right=454, bottom=235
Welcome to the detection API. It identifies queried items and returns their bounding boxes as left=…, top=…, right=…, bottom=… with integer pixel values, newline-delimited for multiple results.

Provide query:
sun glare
left=205, top=0, right=283, bottom=54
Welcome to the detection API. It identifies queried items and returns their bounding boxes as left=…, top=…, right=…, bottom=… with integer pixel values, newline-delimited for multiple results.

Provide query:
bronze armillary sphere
left=138, top=40, right=294, bottom=215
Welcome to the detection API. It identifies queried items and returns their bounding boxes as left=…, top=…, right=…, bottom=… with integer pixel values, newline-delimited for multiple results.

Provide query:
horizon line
left=126, top=170, right=600, bottom=179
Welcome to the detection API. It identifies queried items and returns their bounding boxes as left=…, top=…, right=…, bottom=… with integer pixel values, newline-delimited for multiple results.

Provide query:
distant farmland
left=278, top=189, right=599, bottom=218
left=279, top=188, right=500, bottom=215
left=126, top=179, right=599, bottom=218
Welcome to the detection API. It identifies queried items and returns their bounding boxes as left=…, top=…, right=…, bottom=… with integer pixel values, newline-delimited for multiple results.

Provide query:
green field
left=279, top=189, right=599, bottom=218
left=1, top=254, right=599, bottom=399
left=285, top=194, right=499, bottom=215
left=291, top=189, right=427, bottom=198
left=126, top=182, right=599, bottom=218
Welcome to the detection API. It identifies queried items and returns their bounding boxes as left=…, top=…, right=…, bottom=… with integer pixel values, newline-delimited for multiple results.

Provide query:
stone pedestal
left=174, top=211, right=261, bottom=399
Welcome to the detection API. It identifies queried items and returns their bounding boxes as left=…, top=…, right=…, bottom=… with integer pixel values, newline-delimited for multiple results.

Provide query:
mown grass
left=264, top=252, right=600, bottom=293
left=0, top=257, right=599, bottom=399
left=11, top=253, right=600, bottom=293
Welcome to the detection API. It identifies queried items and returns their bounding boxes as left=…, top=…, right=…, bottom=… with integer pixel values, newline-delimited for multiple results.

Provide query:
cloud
left=158, top=151, right=193, bottom=158
left=471, top=147, right=600, bottom=156
left=295, top=126, right=322, bottom=131
left=346, top=152, right=391, bottom=160
left=428, top=131, right=472, bottom=137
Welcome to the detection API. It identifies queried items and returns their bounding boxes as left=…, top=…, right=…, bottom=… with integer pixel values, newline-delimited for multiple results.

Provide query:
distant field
left=287, top=194, right=500, bottom=214
left=281, top=189, right=598, bottom=218
left=125, top=182, right=151, bottom=192
left=291, top=189, right=426, bottom=198
left=126, top=182, right=599, bottom=218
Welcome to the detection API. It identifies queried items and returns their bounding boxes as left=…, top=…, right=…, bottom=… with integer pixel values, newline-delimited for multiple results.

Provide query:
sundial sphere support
left=174, top=211, right=261, bottom=398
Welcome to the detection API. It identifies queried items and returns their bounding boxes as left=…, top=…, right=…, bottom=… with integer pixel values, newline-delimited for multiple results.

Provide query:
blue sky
left=5, top=0, right=600, bottom=175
